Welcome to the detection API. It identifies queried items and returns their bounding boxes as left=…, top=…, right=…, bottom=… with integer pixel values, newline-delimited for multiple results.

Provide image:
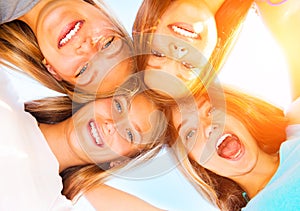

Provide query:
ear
left=42, top=58, right=62, bottom=81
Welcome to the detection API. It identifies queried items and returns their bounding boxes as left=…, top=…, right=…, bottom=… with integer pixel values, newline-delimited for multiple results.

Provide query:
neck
left=233, top=152, right=279, bottom=198
left=39, top=121, right=84, bottom=172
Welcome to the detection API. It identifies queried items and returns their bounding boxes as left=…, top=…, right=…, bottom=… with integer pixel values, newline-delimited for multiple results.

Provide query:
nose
left=204, top=124, right=218, bottom=139
left=76, top=37, right=98, bottom=56
left=169, top=43, right=188, bottom=59
left=103, top=121, right=116, bottom=136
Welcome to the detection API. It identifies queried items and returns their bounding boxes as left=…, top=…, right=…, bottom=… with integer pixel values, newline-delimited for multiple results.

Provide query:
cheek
left=36, top=30, right=53, bottom=52
left=144, top=70, right=190, bottom=98
left=189, top=142, right=204, bottom=163
left=107, top=136, right=134, bottom=157
left=188, top=138, right=216, bottom=166
left=202, top=20, right=217, bottom=56
left=68, top=129, right=91, bottom=162
left=154, top=19, right=169, bottom=35
left=99, top=60, right=134, bottom=92
left=206, top=161, right=229, bottom=176
left=94, top=101, right=113, bottom=118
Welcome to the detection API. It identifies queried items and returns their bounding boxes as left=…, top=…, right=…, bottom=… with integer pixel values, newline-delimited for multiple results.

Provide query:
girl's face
left=67, top=93, right=164, bottom=164
left=172, top=99, right=261, bottom=178
left=144, top=0, right=217, bottom=97
left=36, top=0, right=134, bottom=94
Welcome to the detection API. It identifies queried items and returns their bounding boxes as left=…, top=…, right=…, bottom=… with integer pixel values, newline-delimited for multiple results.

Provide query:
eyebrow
left=176, top=117, right=190, bottom=134
left=110, top=37, right=125, bottom=58
left=176, top=123, right=182, bottom=134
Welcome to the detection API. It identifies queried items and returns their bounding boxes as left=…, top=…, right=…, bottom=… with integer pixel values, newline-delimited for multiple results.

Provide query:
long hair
left=208, top=0, right=254, bottom=82
left=60, top=141, right=166, bottom=201
left=25, top=75, right=170, bottom=201
left=132, top=0, right=254, bottom=96
left=170, top=86, right=288, bottom=211
left=0, top=0, right=133, bottom=103
left=59, top=87, right=169, bottom=200
left=24, top=96, right=83, bottom=124
left=132, top=0, right=172, bottom=71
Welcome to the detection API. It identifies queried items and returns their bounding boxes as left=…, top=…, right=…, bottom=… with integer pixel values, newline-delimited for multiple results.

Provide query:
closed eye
left=151, top=49, right=165, bottom=58
left=207, top=106, right=216, bottom=117
left=181, top=61, right=195, bottom=69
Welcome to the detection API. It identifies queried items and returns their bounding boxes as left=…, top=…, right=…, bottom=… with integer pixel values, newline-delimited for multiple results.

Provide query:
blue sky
left=105, top=0, right=143, bottom=33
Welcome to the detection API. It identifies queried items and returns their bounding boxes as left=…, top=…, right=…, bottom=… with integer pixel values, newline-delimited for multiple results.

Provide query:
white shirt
left=0, top=68, right=73, bottom=210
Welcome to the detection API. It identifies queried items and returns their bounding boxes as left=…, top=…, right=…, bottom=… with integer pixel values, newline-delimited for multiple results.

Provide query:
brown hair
left=60, top=142, right=165, bottom=200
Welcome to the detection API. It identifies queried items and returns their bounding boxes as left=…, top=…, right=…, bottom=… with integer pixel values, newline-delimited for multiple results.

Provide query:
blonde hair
left=60, top=142, right=165, bottom=201
left=25, top=74, right=170, bottom=200
left=58, top=89, right=169, bottom=200
left=170, top=86, right=288, bottom=210
left=0, top=0, right=133, bottom=103
left=132, top=0, right=254, bottom=96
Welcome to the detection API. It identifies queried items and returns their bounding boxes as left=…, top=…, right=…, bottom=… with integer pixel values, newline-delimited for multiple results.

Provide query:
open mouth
left=88, top=120, right=104, bottom=147
left=216, top=133, right=244, bottom=160
left=58, top=20, right=85, bottom=48
left=168, top=23, right=201, bottom=40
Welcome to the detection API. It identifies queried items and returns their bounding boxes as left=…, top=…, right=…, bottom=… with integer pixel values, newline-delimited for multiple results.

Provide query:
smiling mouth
left=216, top=133, right=244, bottom=160
left=168, top=23, right=201, bottom=40
left=88, top=120, right=104, bottom=147
left=58, top=20, right=85, bottom=48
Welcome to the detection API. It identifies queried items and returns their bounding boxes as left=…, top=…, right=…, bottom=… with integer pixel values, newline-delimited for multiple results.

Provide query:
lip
left=215, top=132, right=245, bottom=161
left=168, top=23, right=202, bottom=40
left=88, top=120, right=104, bottom=147
left=58, top=20, right=85, bottom=49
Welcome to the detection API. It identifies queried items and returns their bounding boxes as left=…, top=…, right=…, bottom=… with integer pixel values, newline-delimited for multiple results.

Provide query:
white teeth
left=233, top=149, right=242, bottom=159
left=59, top=22, right=81, bottom=46
left=171, top=25, right=199, bottom=38
left=216, top=133, right=232, bottom=149
left=89, top=121, right=102, bottom=145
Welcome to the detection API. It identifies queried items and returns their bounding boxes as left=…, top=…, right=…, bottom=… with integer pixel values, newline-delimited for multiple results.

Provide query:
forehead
left=129, top=93, right=167, bottom=145
left=129, top=94, right=157, bottom=131
left=171, top=96, right=208, bottom=123
left=130, top=93, right=156, bottom=109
